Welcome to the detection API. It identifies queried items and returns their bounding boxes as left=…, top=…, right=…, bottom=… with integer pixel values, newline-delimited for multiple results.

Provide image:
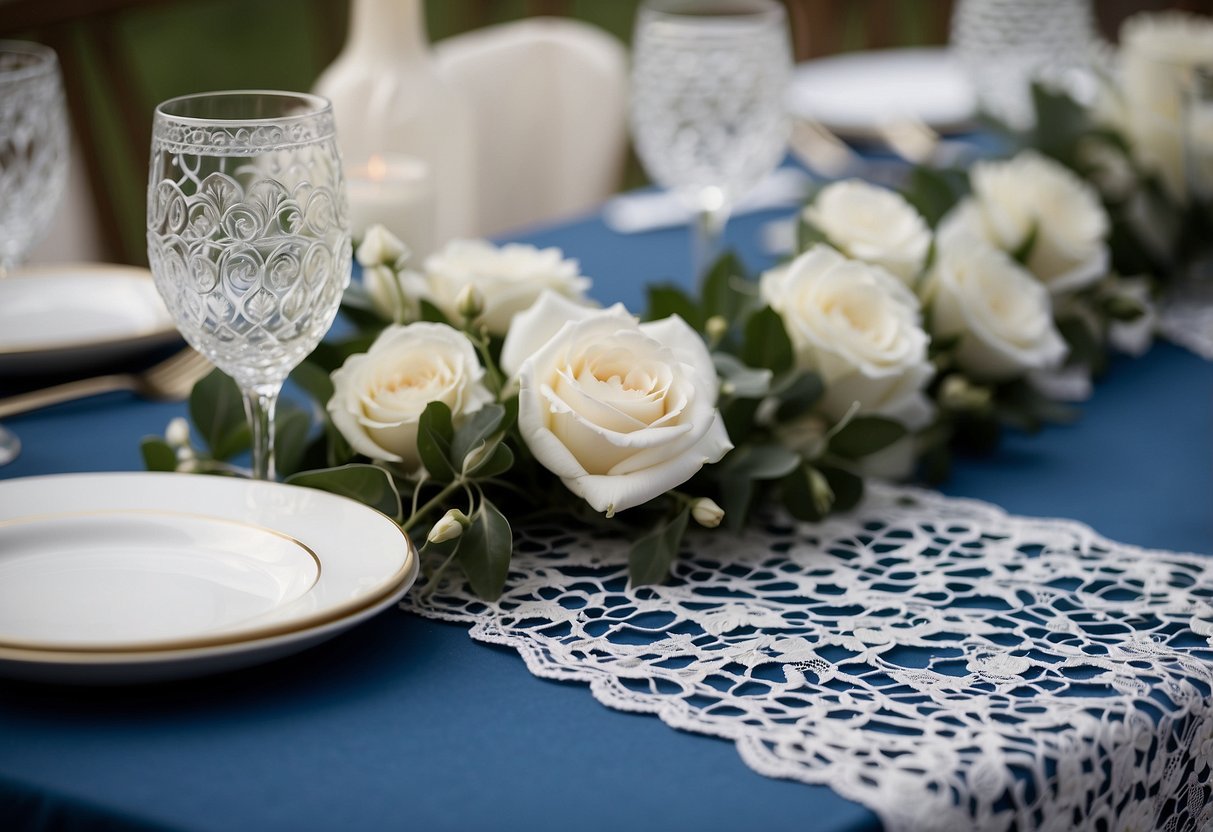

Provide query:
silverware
left=0, top=347, right=213, bottom=418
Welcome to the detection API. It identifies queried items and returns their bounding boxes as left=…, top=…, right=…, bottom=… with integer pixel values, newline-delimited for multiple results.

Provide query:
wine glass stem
left=242, top=383, right=281, bottom=481
left=692, top=201, right=731, bottom=284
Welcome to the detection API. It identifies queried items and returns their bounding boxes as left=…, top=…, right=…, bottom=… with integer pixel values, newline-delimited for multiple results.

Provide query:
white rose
left=422, top=239, right=591, bottom=335
left=1121, top=11, right=1213, bottom=200
left=328, top=322, right=493, bottom=468
left=759, top=245, right=933, bottom=422
left=501, top=291, right=732, bottom=516
left=803, top=179, right=931, bottom=284
left=927, top=237, right=1068, bottom=382
left=946, top=151, right=1110, bottom=294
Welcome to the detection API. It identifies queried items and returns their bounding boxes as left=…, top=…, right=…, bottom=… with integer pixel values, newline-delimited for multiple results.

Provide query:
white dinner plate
left=0, top=473, right=417, bottom=656
left=785, top=47, right=977, bottom=139
left=0, top=263, right=180, bottom=375
left=0, top=568, right=417, bottom=685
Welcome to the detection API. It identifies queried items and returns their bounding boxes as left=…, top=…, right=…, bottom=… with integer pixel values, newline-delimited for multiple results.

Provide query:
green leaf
left=457, top=498, right=513, bottom=600
left=796, top=217, right=830, bottom=253
left=820, top=465, right=863, bottom=513
left=417, top=401, right=457, bottom=481
left=719, top=443, right=801, bottom=481
left=418, top=299, right=452, bottom=325
left=771, top=370, right=825, bottom=420
left=451, top=404, right=505, bottom=471
left=781, top=464, right=828, bottom=522
left=714, top=353, right=772, bottom=398
left=1100, top=294, right=1146, bottom=323
left=140, top=437, right=177, bottom=472
left=1056, top=315, right=1105, bottom=374
left=741, top=306, right=794, bottom=375
left=289, top=360, right=335, bottom=407
left=273, top=402, right=313, bottom=477
left=1030, top=82, right=1089, bottom=167
left=828, top=416, right=908, bottom=460
left=718, top=475, right=753, bottom=533
left=628, top=506, right=690, bottom=588
left=701, top=251, right=751, bottom=323
left=189, top=369, right=250, bottom=460
left=285, top=463, right=403, bottom=520
left=1011, top=222, right=1038, bottom=266
left=721, top=397, right=762, bottom=444
left=646, top=284, right=703, bottom=329
left=903, top=166, right=969, bottom=228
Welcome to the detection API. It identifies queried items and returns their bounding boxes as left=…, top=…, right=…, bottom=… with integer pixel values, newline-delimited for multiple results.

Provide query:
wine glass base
left=0, top=424, right=21, bottom=466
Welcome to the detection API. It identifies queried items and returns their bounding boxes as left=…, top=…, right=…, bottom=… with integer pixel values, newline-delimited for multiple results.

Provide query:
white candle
left=345, top=153, right=437, bottom=260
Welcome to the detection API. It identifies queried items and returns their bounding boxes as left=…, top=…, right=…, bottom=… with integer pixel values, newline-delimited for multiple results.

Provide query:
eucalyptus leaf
left=821, top=465, right=863, bottom=513
left=742, top=306, right=793, bottom=375
left=628, top=506, right=690, bottom=588
left=418, top=299, right=452, bottom=325
left=721, top=397, right=762, bottom=446
left=457, top=498, right=513, bottom=600
left=718, top=475, right=753, bottom=533
left=189, top=369, right=250, bottom=460
left=719, top=443, right=801, bottom=481
left=781, top=464, right=826, bottom=522
left=713, top=353, right=772, bottom=398
left=140, top=437, right=177, bottom=472
left=417, top=401, right=457, bottom=481
left=772, top=371, right=825, bottom=420
left=286, top=463, right=403, bottom=520
left=828, top=416, right=908, bottom=460
left=1101, top=294, right=1146, bottom=323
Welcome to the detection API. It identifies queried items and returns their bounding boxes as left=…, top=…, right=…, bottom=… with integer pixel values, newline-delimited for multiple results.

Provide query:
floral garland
left=147, top=11, right=1213, bottom=600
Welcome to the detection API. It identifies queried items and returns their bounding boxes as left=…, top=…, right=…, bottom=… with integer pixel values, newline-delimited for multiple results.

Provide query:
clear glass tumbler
left=147, top=91, right=351, bottom=480
left=630, top=0, right=791, bottom=280
left=0, top=40, right=69, bottom=466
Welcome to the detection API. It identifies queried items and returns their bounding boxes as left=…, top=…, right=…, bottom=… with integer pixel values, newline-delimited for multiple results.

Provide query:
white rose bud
left=808, top=467, right=834, bottom=516
left=455, top=284, right=485, bottom=322
left=803, top=179, right=931, bottom=284
left=759, top=245, right=933, bottom=423
left=165, top=417, right=191, bottom=448
left=501, top=291, right=732, bottom=517
left=356, top=224, right=410, bottom=268
left=427, top=509, right=470, bottom=544
left=422, top=240, right=592, bottom=335
left=927, top=237, right=1068, bottom=382
left=704, top=315, right=729, bottom=344
left=328, top=323, right=494, bottom=469
left=690, top=498, right=725, bottom=529
left=942, top=151, right=1110, bottom=294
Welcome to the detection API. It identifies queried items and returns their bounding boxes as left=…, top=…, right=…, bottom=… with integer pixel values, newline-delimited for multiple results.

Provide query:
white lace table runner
left=405, top=485, right=1213, bottom=832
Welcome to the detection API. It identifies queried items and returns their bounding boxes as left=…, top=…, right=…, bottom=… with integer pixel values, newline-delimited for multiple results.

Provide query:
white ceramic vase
left=314, top=0, right=476, bottom=255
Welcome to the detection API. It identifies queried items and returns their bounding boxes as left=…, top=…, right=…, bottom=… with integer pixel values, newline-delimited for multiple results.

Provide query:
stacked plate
left=0, top=472, right=418, bottom=684
left=0, top=263, right=182, bottom=376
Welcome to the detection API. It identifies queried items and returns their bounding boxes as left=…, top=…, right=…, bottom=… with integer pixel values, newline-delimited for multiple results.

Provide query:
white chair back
left=434, top=17, right=629, bottom=236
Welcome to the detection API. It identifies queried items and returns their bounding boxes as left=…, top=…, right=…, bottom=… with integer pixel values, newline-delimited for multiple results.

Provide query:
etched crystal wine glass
left=0, top=40, right=69, bottom=466
left=630, top=0, right=791, bottom=280
left=147, top=91, right=351, bottom=480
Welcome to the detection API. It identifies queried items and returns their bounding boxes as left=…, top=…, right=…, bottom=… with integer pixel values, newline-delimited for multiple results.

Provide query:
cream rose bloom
left=501, top=292, right=732, bottom=516
left=328, top=322, right=493, bottom=468
left=940, top=151, right=1110, bottom=294
left=1121, top=11, right=1213, bottom=200
left=927, top=236, right=1068, bottom=382
left=760, top=245, right=933, bottom=422
left=420, top=239, right=591, bottom=335
left=802, top=179, right=931, bottom=284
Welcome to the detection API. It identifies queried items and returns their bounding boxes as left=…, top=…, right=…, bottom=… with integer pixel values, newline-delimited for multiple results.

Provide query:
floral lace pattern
left=407, top=484, right=1213, bottom=832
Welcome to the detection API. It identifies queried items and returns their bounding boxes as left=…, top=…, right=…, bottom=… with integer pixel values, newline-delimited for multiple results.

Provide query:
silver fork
left=0, top=347, right=213, bottom=418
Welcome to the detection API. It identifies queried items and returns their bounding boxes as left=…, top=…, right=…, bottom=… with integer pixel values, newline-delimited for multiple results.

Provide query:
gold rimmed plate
left=0, top=263, right=180, bottom=376
left=0, top=472, right=417, bottom=676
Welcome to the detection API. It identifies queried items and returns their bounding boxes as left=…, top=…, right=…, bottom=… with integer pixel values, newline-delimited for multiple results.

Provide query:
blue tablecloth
left=1, top=199, right=1210, bottom=832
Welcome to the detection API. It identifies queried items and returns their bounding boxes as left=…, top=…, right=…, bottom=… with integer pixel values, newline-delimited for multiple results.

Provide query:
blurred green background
left=1, top=0, right=1205, bottom=263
